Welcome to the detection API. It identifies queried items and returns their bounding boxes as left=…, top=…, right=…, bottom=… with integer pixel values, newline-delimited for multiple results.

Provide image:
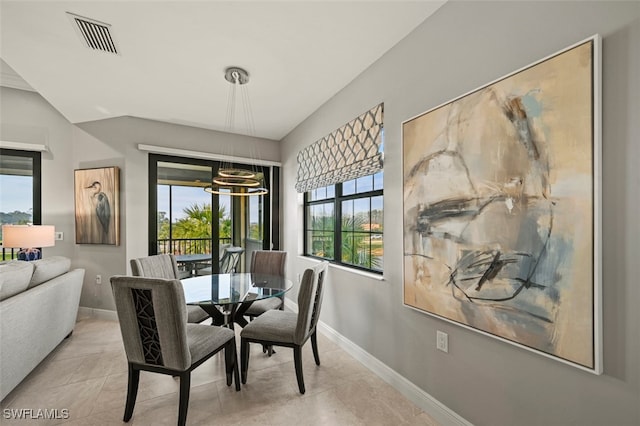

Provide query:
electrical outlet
left=436, top=330, right=448, bottom=353
left=95, top=275, right=102, bottom=285
left=55, top=231, right=64, bottom=241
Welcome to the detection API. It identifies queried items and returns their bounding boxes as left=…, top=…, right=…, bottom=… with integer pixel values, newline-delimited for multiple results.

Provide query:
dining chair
left=196, top=245, right=243, bottom=276
left=130, top=254, right=210, bottom=324
left=240, top=261, right=328, bottom=394
left=219, top=246, right=244, bottom=273
left=243, top=250, right=287, bottom=321
left=110, top=275, right=240, bottom=426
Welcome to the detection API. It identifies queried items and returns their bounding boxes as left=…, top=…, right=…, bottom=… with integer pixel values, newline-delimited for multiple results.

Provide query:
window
left=0, top=149, right=42, bottom=260
left=149, top=154, right=277, bottom=273
left=298, top=103, right=383, bottom=273
left=304, top=171, right=383, bottom=273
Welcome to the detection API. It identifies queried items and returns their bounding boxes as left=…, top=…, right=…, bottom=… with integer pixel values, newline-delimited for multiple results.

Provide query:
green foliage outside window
left=340, top=209, right=383, bottom=271
left=158, top=203, right=232, bottom=240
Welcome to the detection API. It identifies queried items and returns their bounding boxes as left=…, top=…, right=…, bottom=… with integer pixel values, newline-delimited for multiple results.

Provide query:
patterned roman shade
left=295, top=103, right=383, bottom=193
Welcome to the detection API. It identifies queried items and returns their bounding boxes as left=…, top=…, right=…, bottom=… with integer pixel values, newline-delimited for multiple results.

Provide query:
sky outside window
left=0, top=175, right=33, bottom=215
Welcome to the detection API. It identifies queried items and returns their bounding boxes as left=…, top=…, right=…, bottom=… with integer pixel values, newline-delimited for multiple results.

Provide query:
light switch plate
left=55, top=231, right=64, bottom=241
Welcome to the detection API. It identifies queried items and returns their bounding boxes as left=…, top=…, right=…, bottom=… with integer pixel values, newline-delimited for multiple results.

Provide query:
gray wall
left=1, top=88, right=75, bottom=260
left=1, top=89, right=280, bottom=311
left=280, top=2, right=639, bottom=425
left=74, top=117, right=280, bottom=310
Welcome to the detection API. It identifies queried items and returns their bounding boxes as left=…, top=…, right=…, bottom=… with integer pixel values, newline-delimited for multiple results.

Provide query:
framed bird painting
left=74, top=167, right=120, bottom=245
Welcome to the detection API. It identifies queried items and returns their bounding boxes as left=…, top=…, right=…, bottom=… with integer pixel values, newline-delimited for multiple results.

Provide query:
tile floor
left=1, top=317, right=440, bottom=425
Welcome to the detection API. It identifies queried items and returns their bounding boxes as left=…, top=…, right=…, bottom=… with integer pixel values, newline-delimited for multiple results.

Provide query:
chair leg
left=294, top=345, right=305, bottom=394
left=178, top=372, right=190, bottom=426
left=240, top=338, right=249, bottom=384
left=233, top=344, right=241, bottom=391
left=225, top=338, right=241, bottom=391
left=124, top=364, right=140, bottom=422
left=262, top=344, right=276, bottom=356
left=225, top=340, right=233, bottom=387
left=311, top=330, right=321, bottom=366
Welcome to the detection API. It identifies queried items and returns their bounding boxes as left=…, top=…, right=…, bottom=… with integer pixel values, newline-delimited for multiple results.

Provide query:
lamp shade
left=2, top=225, right=55, bottom=248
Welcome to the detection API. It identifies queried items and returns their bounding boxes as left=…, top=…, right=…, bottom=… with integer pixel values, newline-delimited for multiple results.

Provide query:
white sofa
left=0, top=256, right=84, bottom=401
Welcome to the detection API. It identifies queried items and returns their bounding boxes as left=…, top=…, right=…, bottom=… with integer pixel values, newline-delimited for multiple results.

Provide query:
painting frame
left=74, top=166, right=120, bottom=246
left=401, top=35, right=602, bottom=374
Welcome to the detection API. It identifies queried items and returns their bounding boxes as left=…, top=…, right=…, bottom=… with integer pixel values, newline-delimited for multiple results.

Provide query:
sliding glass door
left=149, top=154, right=275, bottom=276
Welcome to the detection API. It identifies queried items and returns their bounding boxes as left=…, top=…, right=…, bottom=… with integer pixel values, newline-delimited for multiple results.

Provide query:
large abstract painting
left=402, top=36, right=601, bottom=372
left=75, top=167, right=120, bottom=245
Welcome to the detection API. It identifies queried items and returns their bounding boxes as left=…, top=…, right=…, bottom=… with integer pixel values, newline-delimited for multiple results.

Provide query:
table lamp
left=1, top=224, right=55, bottom=261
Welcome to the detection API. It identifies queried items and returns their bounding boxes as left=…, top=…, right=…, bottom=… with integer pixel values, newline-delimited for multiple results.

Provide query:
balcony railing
left=1, top=247, right=19, bottom=261
left=157, top=237, right=232, bottom=255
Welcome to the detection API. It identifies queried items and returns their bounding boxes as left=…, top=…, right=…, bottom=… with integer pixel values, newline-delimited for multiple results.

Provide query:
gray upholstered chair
left=110, top=275, right=240, bottom=426
left=243, top=250, right=287, bottom=321
left=240, top=261, right=328, bottom=394
left=130, top=254, right=210, bottom=324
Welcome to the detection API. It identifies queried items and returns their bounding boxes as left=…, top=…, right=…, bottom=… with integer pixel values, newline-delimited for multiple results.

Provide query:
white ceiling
left=0, top=1, right=445, bottom=141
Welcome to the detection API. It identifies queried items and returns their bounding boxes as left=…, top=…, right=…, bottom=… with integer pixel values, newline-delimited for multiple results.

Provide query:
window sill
left=297, top=255, right=385, bottom=281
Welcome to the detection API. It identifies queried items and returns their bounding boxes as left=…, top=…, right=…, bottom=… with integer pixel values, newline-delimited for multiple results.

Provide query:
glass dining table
left=181, top=272, right=293, bottom=329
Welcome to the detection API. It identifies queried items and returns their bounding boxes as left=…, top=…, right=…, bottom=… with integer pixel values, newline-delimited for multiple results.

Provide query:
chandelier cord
left=225, top=72, right=237, bottom=133
left=205, top=66, right=268, bottom=196
left=240, top=82, right=255, bottom=136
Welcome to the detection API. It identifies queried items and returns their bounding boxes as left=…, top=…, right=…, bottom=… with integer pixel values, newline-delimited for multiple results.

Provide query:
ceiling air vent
left=67, top=12, right=118, bottom=55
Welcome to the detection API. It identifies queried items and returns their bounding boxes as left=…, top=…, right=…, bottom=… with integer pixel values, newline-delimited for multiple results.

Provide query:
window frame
left=303, top=173, right=383, bottom=274
left=0, top=149, right=42, bottom=260
left=246, top=188, right=264, bottom=242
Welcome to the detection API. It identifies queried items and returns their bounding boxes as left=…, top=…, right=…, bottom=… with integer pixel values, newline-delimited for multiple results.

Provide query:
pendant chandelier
left=204, top=67, right=268, bottom=197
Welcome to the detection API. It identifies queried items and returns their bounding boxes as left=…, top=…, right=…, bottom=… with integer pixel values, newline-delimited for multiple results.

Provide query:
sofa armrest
left=0, top=268, right=85, bottom=401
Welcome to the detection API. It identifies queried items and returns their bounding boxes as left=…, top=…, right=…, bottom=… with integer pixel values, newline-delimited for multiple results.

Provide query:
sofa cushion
left=28, top=256, right=71, bottom=288
left=0, top=261, right=34, bottom=301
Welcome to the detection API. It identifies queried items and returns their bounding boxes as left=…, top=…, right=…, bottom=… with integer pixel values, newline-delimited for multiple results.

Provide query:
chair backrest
left=250, top=250, right=287, bottom=277
left=219, top=244, right=231, bottom=260
left=293, top=261, right=328, bottom=345
left=130, top=254, right=179, bottom=279
left=110, top=275, right=191, bottom=370
left=220, top=248, right=243, bottom=273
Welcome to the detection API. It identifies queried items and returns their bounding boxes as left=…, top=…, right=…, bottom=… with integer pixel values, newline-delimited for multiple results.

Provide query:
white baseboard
left=77, top=306, right=118, bottom=322
left=284, top=299, right=471, bottom=426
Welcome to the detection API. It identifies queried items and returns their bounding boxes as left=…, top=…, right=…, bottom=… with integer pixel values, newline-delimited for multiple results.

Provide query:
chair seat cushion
left=186, top=305, right=209, bottom=323
left=241, top=310, right=297, bottom=344
left=244, top=297, right=282, bottom=316
left=186, top=323, right=235, bottom=365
